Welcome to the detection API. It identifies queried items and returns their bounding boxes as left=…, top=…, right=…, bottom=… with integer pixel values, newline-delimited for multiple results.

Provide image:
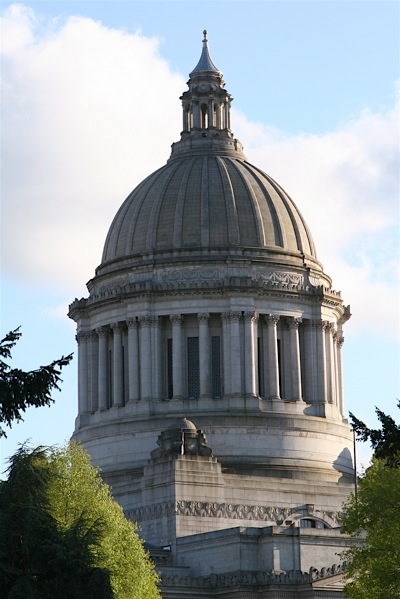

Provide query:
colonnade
left=182, top=98, right=231, bottom=133
left=76, top=312, right=345, bottom=417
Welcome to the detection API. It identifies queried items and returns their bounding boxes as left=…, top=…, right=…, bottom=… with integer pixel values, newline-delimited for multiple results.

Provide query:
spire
left=169, top=31, right=245, bottom=161
left=190, top=30, right=220, bottom=75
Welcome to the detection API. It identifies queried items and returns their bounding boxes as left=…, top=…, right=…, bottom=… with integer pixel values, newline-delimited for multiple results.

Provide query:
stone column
left=336, top=335, right=345, bottom=415
left=170, top=314, right=183, bottom=399
left=76, top=332, right=89, bottom=414
left=139, top=316, right=152, bottom=401
left=88, top=331, right=99, bottom=413
left=302, top=320, right=315, bottom=403
left=244, top=312, right=258, bottom=397
left=97, top=327, right=109, bottom=411
left=111, top=323, right=124, bottom=407
left=325, top=322, right=336, bottom=405
left=229, top=311, right=242, bottom=396
left=221, top=312, right=231, bottom=397
left=315, top=320, right=328, bottom=404
left=198, top=313, right=210, bottom=398
left=127, top=319, right=140, bottom=401
left=193, top=99, right=200, bottom=129
left=266, top=315, right=280, bottom=399
left=151, top=317, right=162, bottom=400
left=289, top=317, right=303, bottom=401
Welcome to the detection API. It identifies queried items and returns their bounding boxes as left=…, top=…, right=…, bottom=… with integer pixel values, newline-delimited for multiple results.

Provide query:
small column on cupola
left=180, top=30, right=233, bottom=138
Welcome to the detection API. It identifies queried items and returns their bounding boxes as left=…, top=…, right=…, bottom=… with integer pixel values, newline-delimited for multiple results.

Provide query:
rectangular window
left=187, top=336, right=200, bottom=400
left=277, top=338, right=282, bottom=396
left=167, top=338, right=173, bottom=399
left=211, top=335, right=221, bottom=399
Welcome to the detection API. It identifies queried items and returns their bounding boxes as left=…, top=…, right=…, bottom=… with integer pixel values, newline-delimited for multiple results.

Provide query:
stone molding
left=126, top=500, right=339, bottom=526
left=160, top=563, right=348, bottom=588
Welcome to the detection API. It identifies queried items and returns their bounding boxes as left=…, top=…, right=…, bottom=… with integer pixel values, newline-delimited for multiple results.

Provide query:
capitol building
left=69, top=32, right=357, bottom=597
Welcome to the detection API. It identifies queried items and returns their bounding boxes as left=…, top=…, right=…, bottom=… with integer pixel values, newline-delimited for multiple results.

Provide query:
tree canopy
left=349, top=401, right=400, bottom=467
left=341, top=458, right=400, bottom=598
left=341, top=403, right=400, bottom=598
left=0, top=328, right=73, bottom=437
left=0, top=442, right=160, bottom=599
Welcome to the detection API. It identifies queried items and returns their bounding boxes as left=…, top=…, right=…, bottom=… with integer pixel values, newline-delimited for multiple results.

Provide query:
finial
left=203, top=30, right=208, bottom=42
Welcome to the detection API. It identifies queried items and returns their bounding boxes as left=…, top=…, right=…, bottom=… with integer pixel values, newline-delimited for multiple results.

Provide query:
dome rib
left=146, top=159, right=186, bottom=251
left=200, top=157, right=210, bottom=247
left=240, top=162, right=286, bottom=248
left=225, top=158, right=266, bottom=246
left=173, top=158, right=197, bottom=247
left=216, top=157, right=240, bottom=245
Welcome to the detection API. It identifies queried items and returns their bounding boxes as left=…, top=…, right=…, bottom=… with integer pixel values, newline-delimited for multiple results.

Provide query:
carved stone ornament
left=256, top=270, right=305, bottom=287
left=160, top=563, right=348, bottom=588
left=127, top=500, right=339, bottom=527
left=150, top=418, right=213, bottom=460
left=163, top=267, right=221, bottom=282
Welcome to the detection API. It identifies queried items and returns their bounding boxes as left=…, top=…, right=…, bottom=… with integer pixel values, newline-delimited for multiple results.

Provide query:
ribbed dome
left=102, top=155, right=316, bottom=265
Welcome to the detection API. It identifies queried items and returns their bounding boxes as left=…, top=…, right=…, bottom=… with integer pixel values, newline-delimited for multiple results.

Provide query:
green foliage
left=341, top=459, right=400, bottom=598
left=349, top=401, right=400, bottom=467
left=0, top=328, right=73, bottom=437
left=0, top=443, right=160, bottom=599
left=0, top=445, right=113, bottom=599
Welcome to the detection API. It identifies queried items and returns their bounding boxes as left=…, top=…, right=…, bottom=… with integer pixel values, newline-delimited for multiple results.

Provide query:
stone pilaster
left=198, top=313, right=210, bottom=398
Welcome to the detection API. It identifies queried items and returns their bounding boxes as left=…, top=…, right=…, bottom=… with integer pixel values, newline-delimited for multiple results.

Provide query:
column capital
left=170, top=314, right=183, bottom=325
left=138, top=315, right=152, bottom=327
left=126, top=318, right=138, bottom=329
left=265, top=314, right=280, bottom=325
left=76, top=331, right=91, bottom=343
left=228, top=311, right=242, bottom=323
left=110, top=322, right=123, bottom=332
left=288, top=316, right=302, bottom=328
left=96, top=326, right=109, bottom=338
left=243, top=311, right=259, bottom=323
left=197, top=312, right=210, bottom=323
left=337, top=335, right=345, bottom=348
left=150, top=316, right=161, bottom=328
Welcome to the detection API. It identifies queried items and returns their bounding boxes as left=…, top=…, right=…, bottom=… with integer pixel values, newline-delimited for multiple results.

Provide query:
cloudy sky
left=1, top=0, right=399, bottom=473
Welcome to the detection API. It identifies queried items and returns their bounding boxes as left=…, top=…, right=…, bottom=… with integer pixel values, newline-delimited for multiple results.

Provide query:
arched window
left=299, top=518, right=328, bottom=529
left=201, top=104, right=208, bottom=129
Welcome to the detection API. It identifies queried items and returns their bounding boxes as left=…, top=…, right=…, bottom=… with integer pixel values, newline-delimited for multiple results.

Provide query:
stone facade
left=69, top=32, right=357, bottom=597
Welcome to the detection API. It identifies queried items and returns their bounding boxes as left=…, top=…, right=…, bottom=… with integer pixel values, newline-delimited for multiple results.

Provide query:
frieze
left=255, top=271, right=305, bottom=287
left=162, top=267, right=221, bottom=282
left=126, top=500, right=339, bottom=526
left=160, top=563, right=347, bottom=588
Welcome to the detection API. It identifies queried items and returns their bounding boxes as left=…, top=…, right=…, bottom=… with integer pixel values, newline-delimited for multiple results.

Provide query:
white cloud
left=233, top=104, right=399, bottom=339
left=2, top=5, right=398, bottom=340
left=1, top=5, right=184, bottom=295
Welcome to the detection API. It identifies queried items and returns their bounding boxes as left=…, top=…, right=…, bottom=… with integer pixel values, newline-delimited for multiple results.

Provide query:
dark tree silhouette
left=0, top=328, right=73, bottom=437
left=349, top=401, right=400, bottom=467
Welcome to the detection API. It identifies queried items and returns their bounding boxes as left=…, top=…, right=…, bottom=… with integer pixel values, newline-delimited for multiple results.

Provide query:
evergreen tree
left=0, top=328, right=73, bottom=437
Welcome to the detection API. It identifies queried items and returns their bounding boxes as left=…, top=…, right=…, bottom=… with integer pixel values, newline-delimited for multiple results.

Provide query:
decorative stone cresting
left=126, top=501, right=339, bottom=526
left=161, top=563, right=348, bottom=588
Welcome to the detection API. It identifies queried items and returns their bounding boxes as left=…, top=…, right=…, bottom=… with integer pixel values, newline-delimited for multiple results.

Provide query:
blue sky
left=1, top=0, right=399, bottom=474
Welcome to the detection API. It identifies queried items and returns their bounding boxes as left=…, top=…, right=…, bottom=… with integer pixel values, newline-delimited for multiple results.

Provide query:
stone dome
left=98, top=31, right=321, bottom=280
left=101, top=153, right=317, bottom=266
